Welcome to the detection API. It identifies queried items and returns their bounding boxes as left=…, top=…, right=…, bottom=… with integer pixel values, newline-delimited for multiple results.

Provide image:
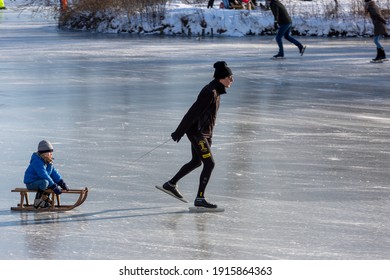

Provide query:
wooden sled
left=10, top=187, right=88, bottom=211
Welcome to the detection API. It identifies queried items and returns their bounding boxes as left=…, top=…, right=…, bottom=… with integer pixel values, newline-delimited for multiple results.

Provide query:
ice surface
left=0, top=9, right=389, bottom=260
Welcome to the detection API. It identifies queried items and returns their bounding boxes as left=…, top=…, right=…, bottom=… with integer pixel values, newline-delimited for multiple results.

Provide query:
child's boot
left=34, top=189, right=50, bottom=209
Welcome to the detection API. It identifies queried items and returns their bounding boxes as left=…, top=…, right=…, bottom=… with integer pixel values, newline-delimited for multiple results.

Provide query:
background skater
left=365, top=0, right=388, bottom=62
left=267, top=0, right=306, bottom=59
left=24, top=140, right=69, bottom=208
left=160, top=61, right=233, bottom=209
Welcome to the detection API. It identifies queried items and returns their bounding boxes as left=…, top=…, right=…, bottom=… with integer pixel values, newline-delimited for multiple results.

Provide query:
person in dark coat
left=365, top=0, right=388, bottom=61
left=161, top=61, right=233, bottom=209
left=268, top=0, right=306, bottom=58
left=207, top=0, right=214, bottom=8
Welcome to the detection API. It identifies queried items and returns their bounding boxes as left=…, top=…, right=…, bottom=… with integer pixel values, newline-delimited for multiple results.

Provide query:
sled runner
left=10, top=187, right=88, bottom=211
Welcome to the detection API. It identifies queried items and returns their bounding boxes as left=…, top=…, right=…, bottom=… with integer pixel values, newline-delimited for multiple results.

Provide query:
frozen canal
left=0, top=9, right=389, bottom=260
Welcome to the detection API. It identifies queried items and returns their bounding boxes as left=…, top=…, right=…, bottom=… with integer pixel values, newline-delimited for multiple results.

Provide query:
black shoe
left=272, top=53, right=284, bottom=59
left=373, top=48, right=381, bottom=61
left=377, top=47, right=386, bottom=60
left=194, top=197, right=217, bottom=208
left=163, top=182, right=184, bottom=199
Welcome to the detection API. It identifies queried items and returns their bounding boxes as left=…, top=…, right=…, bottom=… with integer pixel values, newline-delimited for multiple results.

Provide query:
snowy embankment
left=62, top=0, right=390, bottom=37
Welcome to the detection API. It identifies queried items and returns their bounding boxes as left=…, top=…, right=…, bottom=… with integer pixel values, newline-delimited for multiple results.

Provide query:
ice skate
left=300, top=45, right=306, bottom=56
left=371, top=48, right=388, bottom=63
left=272, top=53, right=285, bottom=60
left=155, top=182, right=188, bottom=203
left=189, top=197, right=224, bottom=212
left=194, top=197, right=217, bottom=208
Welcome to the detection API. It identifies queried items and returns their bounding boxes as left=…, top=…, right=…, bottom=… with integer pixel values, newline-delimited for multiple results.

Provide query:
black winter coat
left=270, top=0, right=292, bottom=25
left=173, top=79, right=226, bottom=139
left=366, top=1, right=388, bottom=36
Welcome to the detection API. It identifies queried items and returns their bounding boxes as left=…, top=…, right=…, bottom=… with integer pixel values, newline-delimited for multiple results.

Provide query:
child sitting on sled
left=23, top=140, right=69, bottom=209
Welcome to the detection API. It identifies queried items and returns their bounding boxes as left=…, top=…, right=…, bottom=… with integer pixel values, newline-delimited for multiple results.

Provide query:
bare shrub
left=377, top=0, right=390, bottom=19
left=67, top=0, right=166, bottom=15
left=323, top=0, right=339, bottom=19
left=70, top=0, right=117, bottom=12
left=59, top=0, right=168, bottom=30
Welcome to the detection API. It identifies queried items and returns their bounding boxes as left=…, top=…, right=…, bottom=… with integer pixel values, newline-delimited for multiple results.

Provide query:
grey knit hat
left=38, top=140, right=54, bottom=153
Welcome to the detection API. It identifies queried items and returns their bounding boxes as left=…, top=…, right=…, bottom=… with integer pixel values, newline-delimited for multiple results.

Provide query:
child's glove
left=58, top=179, right=69, bottom=191
left=50, top=184, right=62, bottom=195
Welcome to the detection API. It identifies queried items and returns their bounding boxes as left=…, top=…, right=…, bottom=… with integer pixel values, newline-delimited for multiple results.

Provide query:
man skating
left=160, top=61, right=233, bottom=209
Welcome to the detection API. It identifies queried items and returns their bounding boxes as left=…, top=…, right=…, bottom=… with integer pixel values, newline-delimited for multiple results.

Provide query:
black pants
left=170, top=134, right=215, bottom=198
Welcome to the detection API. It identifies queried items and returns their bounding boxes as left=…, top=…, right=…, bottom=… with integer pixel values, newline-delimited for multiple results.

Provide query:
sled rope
left=134, top=138, right=171, bottom=162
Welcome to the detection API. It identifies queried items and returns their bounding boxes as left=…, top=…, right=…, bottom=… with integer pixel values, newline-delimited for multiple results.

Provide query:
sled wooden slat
left=11, top=187, right=88, bottom=211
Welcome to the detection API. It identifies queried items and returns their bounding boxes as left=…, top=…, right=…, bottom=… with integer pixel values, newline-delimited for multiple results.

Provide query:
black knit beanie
left=213, top=61, right=233, bottom=79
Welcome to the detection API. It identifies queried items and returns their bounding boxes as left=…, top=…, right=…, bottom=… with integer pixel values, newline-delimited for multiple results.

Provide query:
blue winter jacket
left=23, top=152, right=62, bottom=186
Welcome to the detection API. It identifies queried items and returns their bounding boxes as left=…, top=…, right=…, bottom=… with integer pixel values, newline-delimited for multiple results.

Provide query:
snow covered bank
left=6, top=0, right=390, bottom=37
left=60, top=1, right=390, bottom=37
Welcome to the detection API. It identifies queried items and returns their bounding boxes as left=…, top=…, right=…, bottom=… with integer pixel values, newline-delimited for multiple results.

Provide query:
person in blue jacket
left=24, top=140, right=69, bottom=208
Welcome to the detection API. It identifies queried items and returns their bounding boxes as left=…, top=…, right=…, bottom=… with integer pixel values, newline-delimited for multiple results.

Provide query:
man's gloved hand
left=274, top=21, right=279, bottom=30
left=171, top=131, right=183, bottom=143
left=58, top=179, right=69, bottom=191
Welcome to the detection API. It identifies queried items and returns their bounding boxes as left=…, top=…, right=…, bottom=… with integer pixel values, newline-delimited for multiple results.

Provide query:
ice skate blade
left=189, top=206, right=225, bottom=213
left=155, top=185, right=188, bottom=203
left=370, top=59, right=388, bottom=63
left=300, top=45, right=306, bottom=56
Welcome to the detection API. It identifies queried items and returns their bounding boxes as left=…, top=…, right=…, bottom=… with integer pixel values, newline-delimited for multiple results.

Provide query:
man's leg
left=193, top=138, right=215, bottom=198
left=169, top=145, right=202, bottom=185
left=283, top=25, right=304, bottom=52
left=163, top=139, right=202, bottom=199
left=275, top=26, right=286, bottom=57
left=188, top=136, right=217, bottom=208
